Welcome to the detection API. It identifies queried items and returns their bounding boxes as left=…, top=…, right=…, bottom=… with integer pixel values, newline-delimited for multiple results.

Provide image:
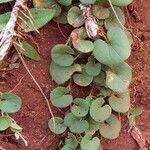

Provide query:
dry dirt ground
left=0, top=0, right=150, bottom=149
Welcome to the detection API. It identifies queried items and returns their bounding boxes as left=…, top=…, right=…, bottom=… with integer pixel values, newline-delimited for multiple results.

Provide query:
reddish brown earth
left=0, top=0, right=150, bottom=149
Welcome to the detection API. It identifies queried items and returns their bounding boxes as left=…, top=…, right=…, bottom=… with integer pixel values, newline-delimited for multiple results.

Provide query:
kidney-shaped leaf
left=110, top=0, right=133, bottom=6
left=109, top=91, right=130, bottom=113
left=80, top=0, right=96, bottom=4
left=92, top=4, right=110, bottom=20
left=0, top=92, right=22, bottom=113
left=50, top=62, right=82, bottom=84
left=64, top=112, right=89, bottom=133
left=14, top=41, right=40, bottom=61
left=93, top=27, right=131, bottom=65
left=0, top=0, right=13, bottom=4
left=0, top=117, right=11, bottom=131
left=99, top=114, right=121, bottom=139
left=73, top=69, right=93, bottom=87
left=51, top=44, right=74, bottom=67
left=85, top=60, right=101, bottom=76
left=90, top=98, right=112, bottom=122
left=81, top=134, right=102, bottom=150
left=75, top=40, right=94, bottom=53
left=67, top=6, right=84, bottom=28
left=48, top=117, right=67, bottom=134
left=104, top=6, right=125, bottom=30
left=106, top=62, right=132, bottom=93
left=57, top=0, right=72, bottom=6
left=71, top=98, right=89, bottom=117
left=50, top=87, right=73, bottom=108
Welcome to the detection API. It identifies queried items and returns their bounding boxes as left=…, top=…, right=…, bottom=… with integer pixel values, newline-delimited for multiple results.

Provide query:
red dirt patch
left=0, top=0, right=150, bottom=149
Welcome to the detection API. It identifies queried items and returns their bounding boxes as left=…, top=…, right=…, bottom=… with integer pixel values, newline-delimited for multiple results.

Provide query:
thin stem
left=17, top=52, right=55, bottom=128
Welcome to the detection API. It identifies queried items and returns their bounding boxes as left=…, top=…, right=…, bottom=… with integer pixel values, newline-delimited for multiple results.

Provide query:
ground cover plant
left=0, top=0, right=143, bottom=149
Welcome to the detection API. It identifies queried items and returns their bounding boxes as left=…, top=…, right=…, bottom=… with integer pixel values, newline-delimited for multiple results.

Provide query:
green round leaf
left=67, top=6, right=84, bottom=27
left=51, top=44, right=74, bottom=67
left=0, top=117, right=11, bottom=131
left=57, top=0, right=72, bottom=6
left=104, top=7, right=125, bottom=30
left=90, top=98, right=112, bottom=122
left=93, top=27, right=131, bottom=65
left=63, top=133, right=78, bottom=149
left=106, top=62, right=132, bottom=93
left=55, top=11, right=68, bottom=24
left=109, top=91, right=130, bottom=113
left=0, top=92, right=22, bottom=113
left=80, top=0, right=96, bottom=4
left=50, top=62, right=82, bottom=84
left=73, top=69, right=93, bottom=87
left=110, top=0, right=133, bottom=6
left=85, top=61, right=101, bottom=76
left=64, top=113, right=89, bottom=133
left=86, top=117, right=100, bottom=134
left=92, top=5, right=110, bottom=20
left=69, top=119, right=89, bottom=133
left=0, top=0, right=13, bottom=4
left=81, top=134, right=102, bottom=150
left=48, top=117, right=67, bottom=134
left=128, top=108, right=142, bottom=117
left=99, top=114, right=121, bottom=139
left=75, top=40, right=94, bottom=53
left=71, top=98, right=89, bottom=117
left=93, top=71, right=106, bottom=86
left=50, top=87, right=73, bottom=108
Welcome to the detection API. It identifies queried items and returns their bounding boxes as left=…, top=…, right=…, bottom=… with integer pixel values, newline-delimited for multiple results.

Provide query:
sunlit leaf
left=81, top=134, right=102, bottom=150
left=93, top=27, right=131, bottom=65
left=111, top=0, right=133, bottom=6
left=71, top=98, right=89, bottom=117
left=90, top=98, right=112, bottom=122
left=0, top=0, right=13, bottom=4
left=48, top=117, right=67, bottom=134
left=0, top=117, right=11, bottom=131
left=99, top=114, right=121, bottom=139
left=0, top=92, right=22, bottom=113
left=50, top=87, right=73, bottom=108
left=50, top=62, right=82, bottom=84
left=51, top=44, right=74, bottom=67
left=57, top=0, right=72, bottom=6
left=104, top=7, right=125, bottom=30
left=73, top=69, right=93, bottom=87
left=106, top=62, right=132, bottom=93
left=109, top=91, right=130, bottom=113
left=14, top=41, right=40, bottom=61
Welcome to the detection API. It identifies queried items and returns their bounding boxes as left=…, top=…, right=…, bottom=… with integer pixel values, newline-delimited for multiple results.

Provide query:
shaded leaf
left=50, top=87, right=73, bottom=108
left=48, top=117, right=67, bottom=134
left=80, top=0, right=96, bottom=4
left=0, top=0, right=13, bottom=4
left=67, top=6, right=84, bottom=27
left=57, top=0, right=72, bottom=6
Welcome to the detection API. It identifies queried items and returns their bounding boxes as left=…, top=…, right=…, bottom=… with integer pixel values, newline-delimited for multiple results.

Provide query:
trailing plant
left=0, top=92, right=27, bottom=145
left=45, top=0, right=142, bottom=149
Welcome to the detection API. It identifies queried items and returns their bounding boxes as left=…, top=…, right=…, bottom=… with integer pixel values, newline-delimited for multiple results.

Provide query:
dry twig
left=0, top=0, right=27, bottom=62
